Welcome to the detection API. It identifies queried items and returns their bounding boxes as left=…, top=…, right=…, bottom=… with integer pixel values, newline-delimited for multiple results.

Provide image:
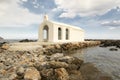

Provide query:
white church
left=38, top=15, right=85, bottom=43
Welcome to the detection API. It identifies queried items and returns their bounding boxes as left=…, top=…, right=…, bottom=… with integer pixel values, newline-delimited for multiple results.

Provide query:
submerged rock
left=69, top=70, right=84, bottom=80
left=109, top=48, right=118, bottom=51
left=80, top=63, right=112, bottom=80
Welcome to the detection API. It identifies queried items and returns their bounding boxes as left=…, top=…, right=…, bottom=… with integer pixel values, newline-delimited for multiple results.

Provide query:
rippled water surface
left=69, top=46, right=120, bottom=80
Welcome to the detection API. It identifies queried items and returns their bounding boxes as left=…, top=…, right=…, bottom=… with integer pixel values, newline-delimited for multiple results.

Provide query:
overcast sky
left=0, top=0, right=120, bottom=39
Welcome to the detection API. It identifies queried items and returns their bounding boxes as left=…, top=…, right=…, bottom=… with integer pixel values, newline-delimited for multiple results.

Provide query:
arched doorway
left=43, top=25, right=49, bottom=42
left=58, top=27, right=62, bottom=40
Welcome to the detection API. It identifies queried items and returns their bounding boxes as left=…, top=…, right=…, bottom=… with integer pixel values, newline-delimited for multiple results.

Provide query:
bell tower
left=44, top=14, right=48, bottom=21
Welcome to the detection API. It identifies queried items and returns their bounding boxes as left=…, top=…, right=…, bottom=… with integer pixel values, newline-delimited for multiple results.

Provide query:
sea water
left=69, top=46, right=120, bottom=80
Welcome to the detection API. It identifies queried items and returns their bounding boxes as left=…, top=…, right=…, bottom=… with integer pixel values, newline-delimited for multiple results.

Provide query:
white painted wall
left=38, top=21, right=54, bottom=42
left=52, top=23, right=84, bottom=42
left=38, top=15, right=84, bottom=43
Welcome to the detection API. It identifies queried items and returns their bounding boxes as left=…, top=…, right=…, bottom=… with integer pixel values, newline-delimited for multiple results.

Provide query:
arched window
left=58, top=27, right=62, bottom=40
left=66, top=28, right=69, bottom=40
left=43, top=25, right=49, bottom=42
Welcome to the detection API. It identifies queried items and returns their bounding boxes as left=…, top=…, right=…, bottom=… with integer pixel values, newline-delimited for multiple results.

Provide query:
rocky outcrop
left=0, top=40, right=113, bottom=80
left=19, top=39, right=36, bottom=42
left=0, top=50, right=112, bottom=80
left=96, top=40, right=120, bottom=48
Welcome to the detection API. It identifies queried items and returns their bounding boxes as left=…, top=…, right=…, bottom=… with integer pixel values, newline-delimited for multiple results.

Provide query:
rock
left=49, top=61, right=68, bottom=69
left=50, top=53, right=64, bottom=60
left=1, top=44, right=9, bottom=50
left=19, top=39, right=36, bottom=42
left=109, top=48, right=118, bottom=51
left=80, top=63, right=101, bottom=80
left=100, top=40, right=120, bottom=48
left=16, top=66, right=25, bottom=76
left=69, top=70, right=84, bottom=80
left=54, top=44, right=61, bottom=49
left=55, top=68, right=69, bottom=80
left=0, top=42, right=7, bottom=46
left=9, top=73, right=17, bottom=80
left=116, top=45, right=120, bottom=48
left=58, top=56, right=74, bottom=63
left=41, top=68, right=55, bottom=80
left=24, top=67, right=41, bottom=80
left=79, top=63, right=112, bottom=80
left=67, top=64, right=79, bottom=71
left=64, top=57, right=84, bottom=70
left=34, top=62, right=50, bottom=71
left=71, top=57, right=84, bottom=66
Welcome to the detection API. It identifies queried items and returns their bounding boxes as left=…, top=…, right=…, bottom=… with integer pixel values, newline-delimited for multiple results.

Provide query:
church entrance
left=43, top=25, right=49, bottom=42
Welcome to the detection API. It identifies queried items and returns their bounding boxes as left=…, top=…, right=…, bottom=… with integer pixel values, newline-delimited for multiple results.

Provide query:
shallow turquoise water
left=69, top=46, right=120, bottom=80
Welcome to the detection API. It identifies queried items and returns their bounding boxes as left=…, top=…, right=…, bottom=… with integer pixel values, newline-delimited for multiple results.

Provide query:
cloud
left=109, top=27, right=116, bottom=30
left=34, top=4, right=40, bottom=8
left=0, top=0, right=42, bottom=27
left=54, top=0, right=120, bottom=18
left=101, top=20, right=120, bottom=27
left=21, top=0, right=28, bottom=2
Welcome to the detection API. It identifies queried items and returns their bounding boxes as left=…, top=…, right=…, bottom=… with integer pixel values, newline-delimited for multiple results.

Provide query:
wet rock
left=80, top=63, right=112, bottom=80
left=49, top=61, right=68, bottom=69
left=24, top=67, right=41, bottom=80
left=80, top=63, right=102, bottom=80
left=55, top=68, right=69, bottom=80
left=100, top=40, right=120, bottom=48
left=109, top=48, right=118, bottom=51
left=69, top=70, right=84, bottom=80
left=71, top=57, right=84, bottom=66
left=98, top=76, right=113, bottom=80
left=67, top=64, right=79, bottom=71
left=116, top=45, right=120, bottom=48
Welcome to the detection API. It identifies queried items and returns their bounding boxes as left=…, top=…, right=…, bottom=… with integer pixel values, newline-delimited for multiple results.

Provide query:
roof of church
left=43, top=15, right=84, bottom=31
left=49, top=20, right=84, bottom=31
